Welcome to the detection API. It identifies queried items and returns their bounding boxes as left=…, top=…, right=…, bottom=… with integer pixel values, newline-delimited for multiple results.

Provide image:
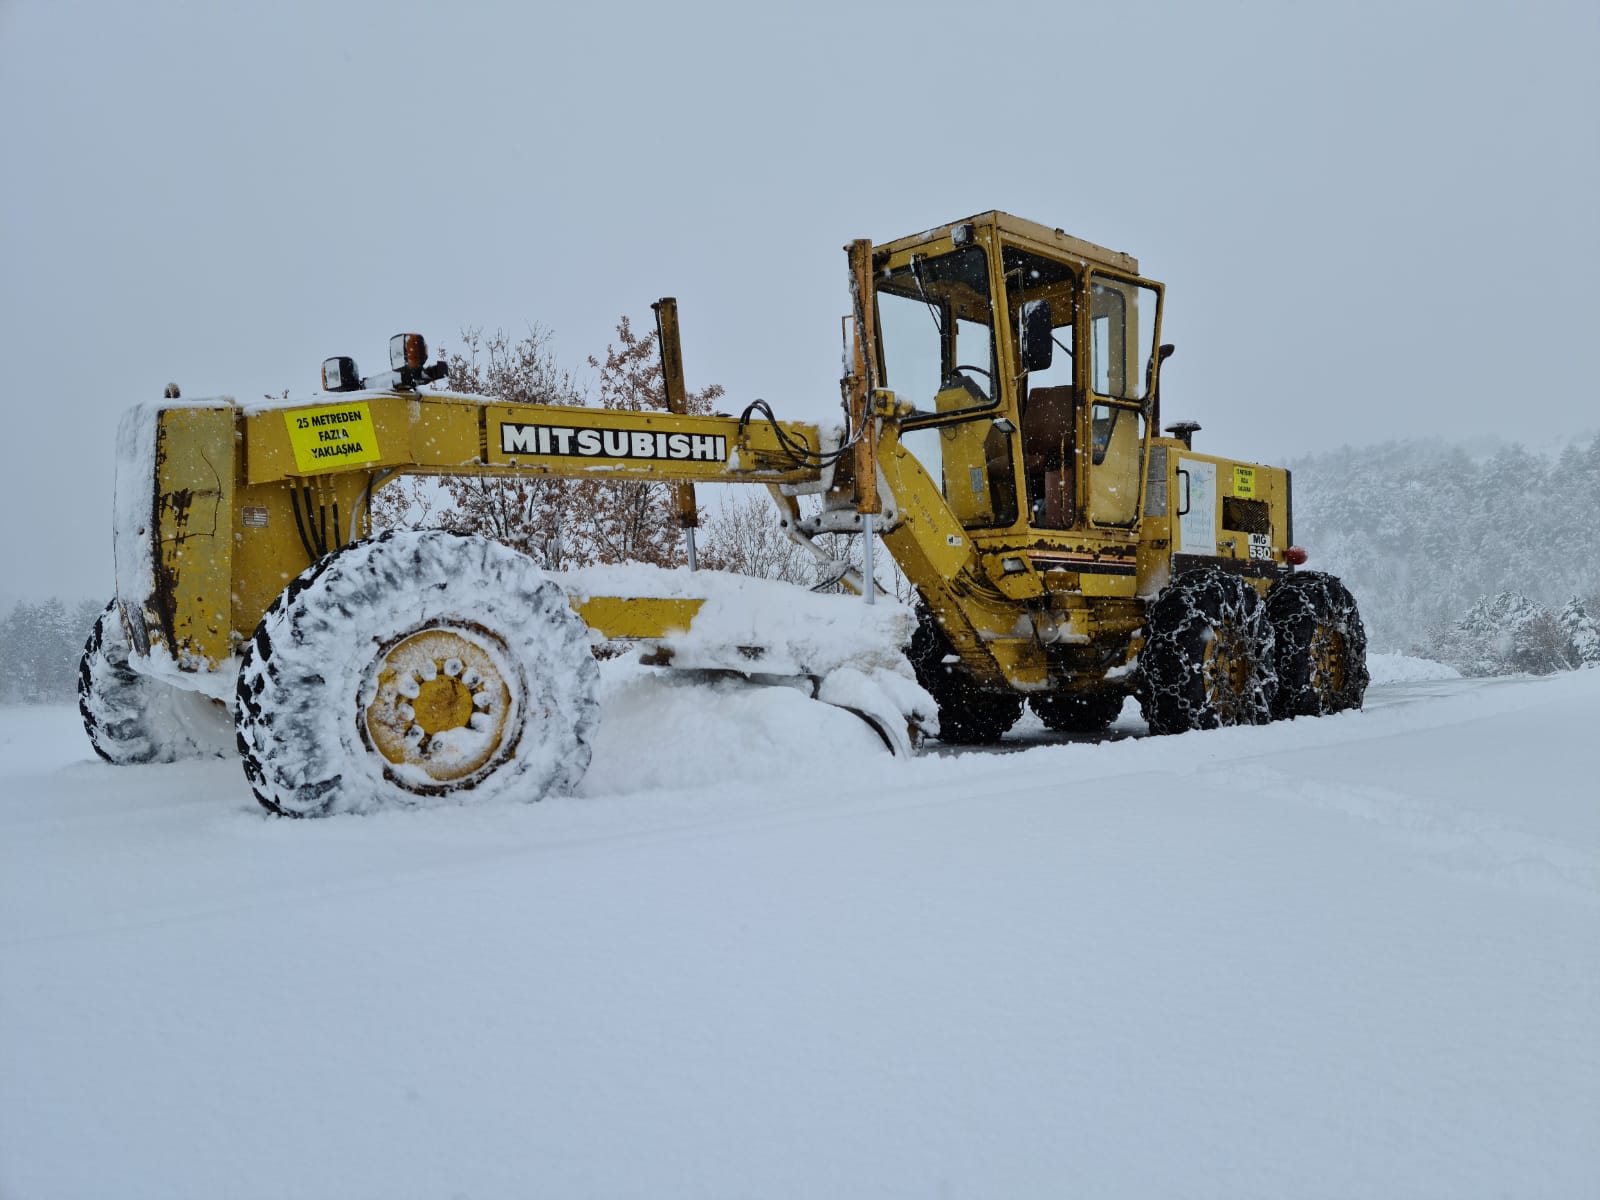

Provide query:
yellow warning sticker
left=284, top=402, right=381, bottom=474
left=1233, top=465, right=1257, bottom=498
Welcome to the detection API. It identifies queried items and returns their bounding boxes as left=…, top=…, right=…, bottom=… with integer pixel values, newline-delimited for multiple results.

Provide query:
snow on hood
left=112, top=403, right=161, bottom=614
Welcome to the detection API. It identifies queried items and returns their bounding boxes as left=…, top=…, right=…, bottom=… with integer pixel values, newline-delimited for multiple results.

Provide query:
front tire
left=907, top=610, right=1022, bottom=744
left=1138, top=568, right=1277, bottom=735
left=1266, top=571, right=1368, bottom=718
left=235, top=530, right=599, bottom=817
left=1029, top=690, right=1125, bottom=734
left=78, top=601, right=232, bottom=764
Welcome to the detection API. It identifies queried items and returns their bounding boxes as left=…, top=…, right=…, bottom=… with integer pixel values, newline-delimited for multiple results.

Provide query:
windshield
left=877, top=245, right=1017, bottom=528
left=875, top=245, right=998, bottom=421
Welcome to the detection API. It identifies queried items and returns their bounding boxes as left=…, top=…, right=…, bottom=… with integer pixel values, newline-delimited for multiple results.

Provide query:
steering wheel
left=942, top=364, right=992, bottom=402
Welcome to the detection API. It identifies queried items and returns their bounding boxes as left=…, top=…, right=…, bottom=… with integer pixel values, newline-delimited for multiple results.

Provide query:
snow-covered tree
left=0, top=597, right=103, bottom=704
left=1557, top=597, right=1600, bottom=669
left=1425, top=592, right=1573, bottom=677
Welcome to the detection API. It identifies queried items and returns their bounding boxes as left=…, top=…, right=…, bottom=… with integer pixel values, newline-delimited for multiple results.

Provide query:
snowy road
left=2, top=666, right=1597, bottom=1199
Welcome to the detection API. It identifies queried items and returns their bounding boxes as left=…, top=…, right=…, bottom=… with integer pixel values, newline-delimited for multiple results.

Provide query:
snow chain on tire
left=907, top=608, right=1022, bottom=744
left=1138, top=567, right=1277, bottom=735
left=235, top=530, right=600, bottom=817
left=1266, top=571, right=1369, bottom=719
left=78, top=601, right=232, bottom=764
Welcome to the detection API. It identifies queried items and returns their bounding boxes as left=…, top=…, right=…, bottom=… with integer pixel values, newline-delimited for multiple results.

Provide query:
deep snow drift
left=2, top=661, right=1596, bottom=1199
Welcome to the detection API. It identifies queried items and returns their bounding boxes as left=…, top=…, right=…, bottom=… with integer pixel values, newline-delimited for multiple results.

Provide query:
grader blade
left=559, top=565, right=932, bottom=756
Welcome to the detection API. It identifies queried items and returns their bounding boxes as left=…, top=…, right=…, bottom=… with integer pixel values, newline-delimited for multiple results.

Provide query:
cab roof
left=875, top=210, right=1140, bottom=277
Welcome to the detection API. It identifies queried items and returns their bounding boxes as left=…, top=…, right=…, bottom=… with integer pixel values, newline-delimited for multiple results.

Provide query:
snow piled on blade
left=580, top=661, right=892, bottom=794
left=560, top=563, right=916, bottom=677
left=561, top=564, right=935, bottom=753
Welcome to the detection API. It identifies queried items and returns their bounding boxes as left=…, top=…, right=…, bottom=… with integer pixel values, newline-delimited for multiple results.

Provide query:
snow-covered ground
left=2, top=661, right=1596, bottom=1199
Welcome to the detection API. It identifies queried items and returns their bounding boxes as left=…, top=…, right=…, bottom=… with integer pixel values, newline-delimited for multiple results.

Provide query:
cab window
left=880, top=244, right=1017, bottom=530
left=876, top=245, right=998, bottom=420
left=1089, top=277, right=1159, bottom=401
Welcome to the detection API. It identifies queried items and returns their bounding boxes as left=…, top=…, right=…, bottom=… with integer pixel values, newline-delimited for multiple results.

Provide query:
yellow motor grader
left=80, top=211, right=1367, bottom=816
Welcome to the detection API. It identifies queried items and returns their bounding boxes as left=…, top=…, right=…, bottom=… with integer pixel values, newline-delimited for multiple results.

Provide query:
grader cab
left=80, top=211, right=1368, bottom=816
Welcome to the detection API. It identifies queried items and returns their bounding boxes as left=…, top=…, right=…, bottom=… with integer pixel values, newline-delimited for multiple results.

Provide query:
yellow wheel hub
left=362, top=626, right=516, bottom=786
left=1202, top=624, right=1254, bottom=721
left=1309, top=622, right=1348, bottom=697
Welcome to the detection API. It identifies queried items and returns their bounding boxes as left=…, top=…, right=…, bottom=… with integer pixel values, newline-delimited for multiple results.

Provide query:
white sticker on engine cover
left=1177, top=459, right=1216, bottom=557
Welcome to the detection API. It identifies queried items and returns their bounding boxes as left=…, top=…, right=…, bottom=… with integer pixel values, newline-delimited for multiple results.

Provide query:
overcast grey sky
left=2, top=0, right=1595, bottom=604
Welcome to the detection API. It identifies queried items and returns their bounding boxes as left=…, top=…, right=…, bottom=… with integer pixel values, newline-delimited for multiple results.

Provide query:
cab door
left=1085, top=275, right=1161, bottom=529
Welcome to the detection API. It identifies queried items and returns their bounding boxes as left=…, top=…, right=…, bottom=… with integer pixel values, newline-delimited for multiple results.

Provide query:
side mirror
left=1020, top=299, right=1053, bottom=373
left=1145, top=344, right=1175, bottom=422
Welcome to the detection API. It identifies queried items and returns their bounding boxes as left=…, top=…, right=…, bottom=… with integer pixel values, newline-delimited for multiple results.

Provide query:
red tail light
left=1285, top=546, right=1308, bottom=565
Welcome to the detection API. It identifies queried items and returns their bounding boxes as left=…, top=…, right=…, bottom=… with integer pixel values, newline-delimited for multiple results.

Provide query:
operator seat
left=1021, top=385, right=1075, bottom=527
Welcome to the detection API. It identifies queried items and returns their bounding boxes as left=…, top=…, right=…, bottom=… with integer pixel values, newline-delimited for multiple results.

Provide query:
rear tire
left=78, top=602, right=232, bottom=764
left=1029, top=690, right=1125, bottom=733
left=907, top=610, right=1022, bottom=744
left=1138, top=568, right=1276, bottom=735
left=1266, top=571, right=1368, bottom=718
left=235, top=530, right=600, bottom=817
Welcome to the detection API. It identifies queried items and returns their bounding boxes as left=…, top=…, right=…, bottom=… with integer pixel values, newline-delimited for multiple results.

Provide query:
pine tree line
left=0, top=597, right=103, bottom=705
left=1287, top=435, right=1600, bottom=654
